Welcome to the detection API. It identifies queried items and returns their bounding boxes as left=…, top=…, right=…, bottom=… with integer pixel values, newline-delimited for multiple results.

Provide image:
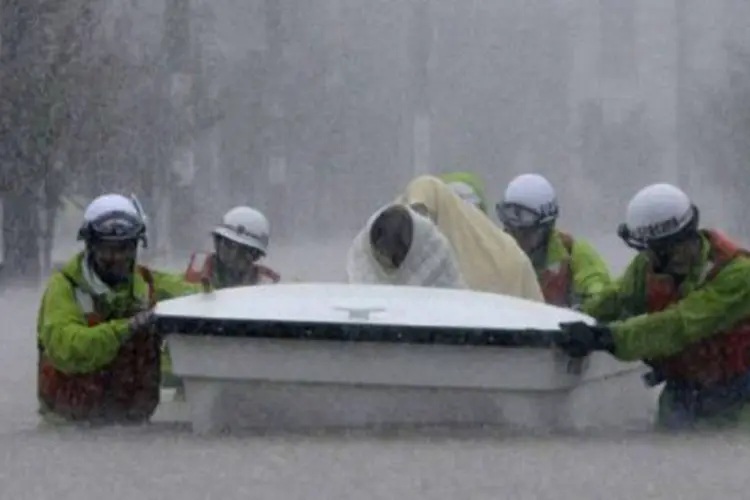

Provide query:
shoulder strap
left=59, top=271, right=78, bottom=290
left=557, top=231, right=575, bottom=254
left=185, top=252, right=213, bottom=284
left=696, top=229, right=750, bottom=283
left=202, top=254, right=215, bottom=281
left=136, top=265, right=157, bottom=307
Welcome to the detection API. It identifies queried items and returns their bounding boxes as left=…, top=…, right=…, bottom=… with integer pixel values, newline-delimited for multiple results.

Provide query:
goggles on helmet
left=496, top=202, right=556, bottom=229
left=79, top=210, right=147, bottom=245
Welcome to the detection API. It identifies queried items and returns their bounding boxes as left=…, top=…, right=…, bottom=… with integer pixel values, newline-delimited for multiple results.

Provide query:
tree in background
left=56, top=0, right=221, bottom=265
left=41, top=46, right=149, bottom=273
left=0, top=0, right=102, bottom=281
left=0, top=0, right=216, bottom=279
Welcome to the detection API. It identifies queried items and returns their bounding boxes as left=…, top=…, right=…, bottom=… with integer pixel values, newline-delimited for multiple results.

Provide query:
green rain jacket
left=542, top=230, right=612, bottom=304
left=440, top=172, right=488, bottom=213
left=582, top=233, right=750, bottom=427
left=37, top=252, right=200, bottom=390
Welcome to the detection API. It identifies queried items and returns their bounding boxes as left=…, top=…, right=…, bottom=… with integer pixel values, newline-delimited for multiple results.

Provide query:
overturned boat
left=152, top=283, right=653, bottom=434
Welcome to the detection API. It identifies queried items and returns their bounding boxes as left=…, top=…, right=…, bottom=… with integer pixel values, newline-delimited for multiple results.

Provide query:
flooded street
left=0, top=384, right=747, bottom=500
left=2, top=0, right=748, bottom=495
left=0, top=240, right=742, bottom=500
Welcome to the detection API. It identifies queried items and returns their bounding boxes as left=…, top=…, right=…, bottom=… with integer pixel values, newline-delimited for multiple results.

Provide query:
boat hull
left=166, top=334, right=654, bottom=434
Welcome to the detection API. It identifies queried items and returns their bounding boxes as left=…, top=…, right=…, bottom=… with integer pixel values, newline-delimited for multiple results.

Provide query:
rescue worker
left=185, top=206, right=280, bottom=289
left=440, top=171, right=488, bottom=214
left=347, top=204, right=464, bottom=288
left=555, top=183, right=750, bottom=430
left=167, top=206, right=281, bottom=394
left=496, top=173, right=611, bottom=308
left=36, top=193, right=201, bottom=426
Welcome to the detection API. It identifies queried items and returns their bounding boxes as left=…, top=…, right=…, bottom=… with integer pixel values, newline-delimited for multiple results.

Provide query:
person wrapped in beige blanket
left=397, top=175, right=544, bottom=301
left=347, top=204, right=465, bottom=288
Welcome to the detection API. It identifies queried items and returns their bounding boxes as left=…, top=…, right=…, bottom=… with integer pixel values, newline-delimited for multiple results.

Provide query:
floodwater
left=1, top=238, right=746, bottom=500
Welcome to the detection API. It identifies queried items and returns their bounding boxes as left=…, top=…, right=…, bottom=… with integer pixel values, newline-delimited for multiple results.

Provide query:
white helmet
left=497, top=173, right=559, bottom=227
left=624, top=183, right=696, bottom=242
left=78, top=193, right=147, bottom=245
left=212, top=206, right=270, bottom=255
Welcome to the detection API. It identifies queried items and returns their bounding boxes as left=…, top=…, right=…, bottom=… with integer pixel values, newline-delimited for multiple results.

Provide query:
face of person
left=646, top=237, right=701, bottom=276
left=215, top=237, right=263, bottom=271
left=370, top=206, right=413, bottom=269
left=90, top=239, right=138, bottom=282
left=505, top=225, right=549, bottom=254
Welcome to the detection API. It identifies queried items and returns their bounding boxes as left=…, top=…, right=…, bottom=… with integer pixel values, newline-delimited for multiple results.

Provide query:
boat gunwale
left=155, top=317, right=562, bottom=348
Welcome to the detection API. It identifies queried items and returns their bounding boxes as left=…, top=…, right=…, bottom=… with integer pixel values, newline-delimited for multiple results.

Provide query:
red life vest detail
left=184, top=252, right=281, bottom=286
left=256, top=264, right=281, bottom=284
left=646, top=230, right=750, bottom=385
left=540, top=232, right=574, bottom=307
left=37, top=266, right=161, bottom=423
left=184, top=252, right=213, bottom=284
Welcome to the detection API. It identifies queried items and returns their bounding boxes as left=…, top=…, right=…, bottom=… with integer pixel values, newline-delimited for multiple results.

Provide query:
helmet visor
left=86, top=211, right=145, bottom=243
left=496, top=202, right=545, bottom=228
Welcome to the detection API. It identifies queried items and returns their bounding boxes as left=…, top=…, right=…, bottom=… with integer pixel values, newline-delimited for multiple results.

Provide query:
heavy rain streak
left=1, top=0, right=750, bottom=498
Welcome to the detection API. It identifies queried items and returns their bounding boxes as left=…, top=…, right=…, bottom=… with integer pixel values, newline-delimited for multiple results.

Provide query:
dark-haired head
left=369, top=205, right=414, bottom=269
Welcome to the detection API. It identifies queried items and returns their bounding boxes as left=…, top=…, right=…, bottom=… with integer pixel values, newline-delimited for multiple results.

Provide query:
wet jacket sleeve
left=149, top=269, right=203, bottom=301
left=570, top=240, right=612, bottom=301
left=610, top=257, right=750, bottom=362
left=581, top=257, right=646, bottom=322
left=37, top=273, right=130, bottom=375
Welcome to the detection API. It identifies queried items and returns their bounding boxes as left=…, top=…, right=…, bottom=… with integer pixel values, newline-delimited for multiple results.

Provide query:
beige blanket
left=397, top=175, right=544, bottom=301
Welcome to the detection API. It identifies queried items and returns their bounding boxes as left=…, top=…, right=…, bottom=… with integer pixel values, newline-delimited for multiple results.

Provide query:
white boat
left=151, top=388, right=188, bottom=422
left=152, top=283, right=653, bottom=434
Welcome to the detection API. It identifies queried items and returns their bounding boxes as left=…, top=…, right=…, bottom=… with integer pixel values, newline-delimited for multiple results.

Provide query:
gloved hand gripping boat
left=152, top=283, right=653, bottom=434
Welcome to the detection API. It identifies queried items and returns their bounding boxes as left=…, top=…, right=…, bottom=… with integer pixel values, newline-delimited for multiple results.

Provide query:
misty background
left=1, top=0, right=750, bottom=284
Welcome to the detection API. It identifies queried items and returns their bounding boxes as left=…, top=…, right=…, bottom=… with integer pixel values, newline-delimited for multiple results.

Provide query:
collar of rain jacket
left=60, top=251, right=151, bottom=303
left=544, top=230, right=571, bottom=267
left=81, top=251, right=114, bottom=295
left=676, top=232, right=712, bottom=294
left=526, top=229, right=567, bottom=272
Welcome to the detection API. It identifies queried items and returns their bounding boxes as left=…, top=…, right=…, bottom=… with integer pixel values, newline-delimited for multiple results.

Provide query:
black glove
left=128, top=309, right=155, bottom=336
left=556, top=321, right=615, bottom=358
